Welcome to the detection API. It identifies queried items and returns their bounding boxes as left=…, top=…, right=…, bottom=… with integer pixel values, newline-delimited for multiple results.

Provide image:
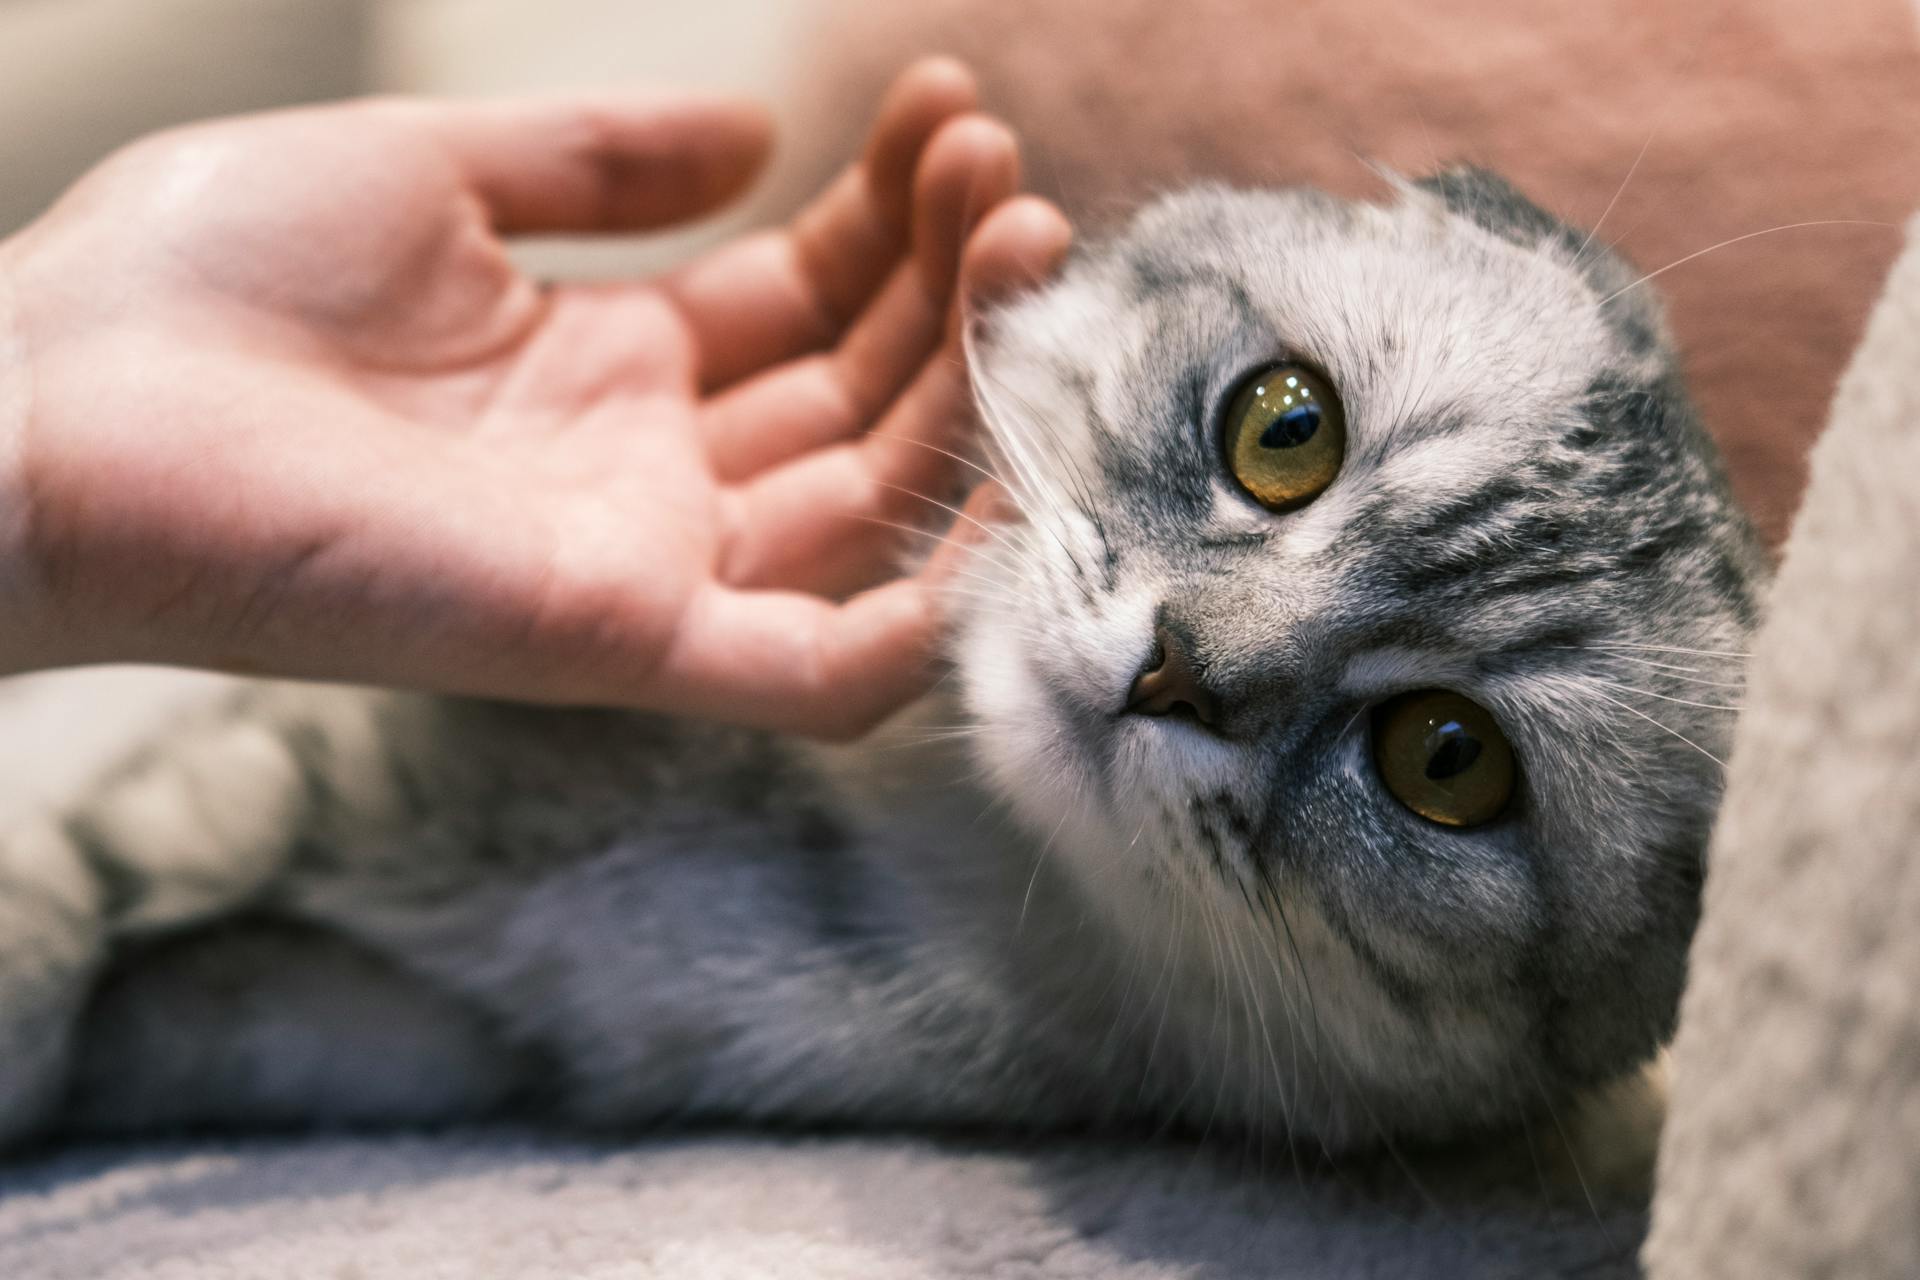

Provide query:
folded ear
left=1417, top=166, right=1669, bottom=362
left=1414, top=166, right=1582, bottom=252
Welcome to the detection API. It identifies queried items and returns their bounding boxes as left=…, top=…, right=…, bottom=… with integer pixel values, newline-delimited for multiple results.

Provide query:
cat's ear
left=1417, top=166, right=1669, bottom=360
left=1413, top=166, right=1580, bottom=252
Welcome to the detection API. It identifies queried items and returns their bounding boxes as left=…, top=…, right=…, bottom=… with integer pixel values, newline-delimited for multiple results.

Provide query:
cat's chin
left=1102, top=712, right=1246, bottom=797
left=968, top=704, right=1256, bottom=905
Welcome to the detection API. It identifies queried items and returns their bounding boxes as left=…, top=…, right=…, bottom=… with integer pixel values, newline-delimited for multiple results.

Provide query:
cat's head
left=952, top=168, right=1766, bottom=1147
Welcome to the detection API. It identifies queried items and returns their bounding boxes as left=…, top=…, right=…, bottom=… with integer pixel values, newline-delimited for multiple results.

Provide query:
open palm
left=2, top=60, right=1067, bottom=736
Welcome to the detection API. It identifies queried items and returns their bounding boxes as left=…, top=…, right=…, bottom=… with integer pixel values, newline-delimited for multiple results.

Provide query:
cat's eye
left=1371, top=690, right=1516, bottom=828
left=1221, top=361, right=1346, bottom=512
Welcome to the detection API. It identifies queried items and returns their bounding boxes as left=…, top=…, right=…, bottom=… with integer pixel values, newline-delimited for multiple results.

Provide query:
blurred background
left=0, top=0, right=804, bottom=263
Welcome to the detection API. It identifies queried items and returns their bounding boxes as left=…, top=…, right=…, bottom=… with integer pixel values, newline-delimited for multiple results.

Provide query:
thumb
left=397, top=91, right=774, bottom=236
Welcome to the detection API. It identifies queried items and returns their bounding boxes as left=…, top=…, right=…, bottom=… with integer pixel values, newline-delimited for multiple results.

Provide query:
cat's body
left=9, top=689, right=1165, bottom=1141
left=0, top=171, right=1764, bottom=1154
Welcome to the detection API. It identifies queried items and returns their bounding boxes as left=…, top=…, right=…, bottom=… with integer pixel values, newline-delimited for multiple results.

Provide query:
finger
left=700, top=265, right=942, bottom=483
left=643, top=548, right=976, bottom=739
left=717, top=196, right=1075, bottom=597
left=660, top=57, right=978, bottom=390
left=402, top=93, right=774, bottom=235
left=700, top=114, right=1021, bottom=482
left=716, top=350, right=972, bottom=599
left=911, top=114, right=1021, bottom=310
left=955, top=194, right=1075, bottom=319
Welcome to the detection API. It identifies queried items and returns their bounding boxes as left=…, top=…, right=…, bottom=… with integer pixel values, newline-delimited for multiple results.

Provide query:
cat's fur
left=0, top=170, right=1764, bottom=1154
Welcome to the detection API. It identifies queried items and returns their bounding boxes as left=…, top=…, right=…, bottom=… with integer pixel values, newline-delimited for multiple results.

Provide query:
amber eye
left=1221, top=361, right=1346, bottom=511
left=1371, top=690, right=1517, bottom=828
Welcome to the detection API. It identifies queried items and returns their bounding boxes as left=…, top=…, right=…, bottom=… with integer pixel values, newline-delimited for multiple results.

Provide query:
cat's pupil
left=1258, top=400, right=1321, bottom=449
left=1423, top=722, right=1483, bottom=781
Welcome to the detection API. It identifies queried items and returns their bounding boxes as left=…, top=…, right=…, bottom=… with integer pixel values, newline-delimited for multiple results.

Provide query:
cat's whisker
left=1549, top=648, right=1748, bottom=687
left=1572, top=116, right=1663, bottom=267
left=870, top=738, right=979, bottom=755
left=885, top=723, right=988, bottom=743
left=1582, top=686, right=1727, bottom=767
left=937, top=594, right=1011, bottom=622
left=930, top=572, right=1010, bottom=600
left=970, top=409, right=1047, bottom=518
left=935, top=554, right=1030, bottom=593
left=870, top=482, right=1058, bottom=577
left=997, top=409, right=1096, bottom=537
left=875, top=729, right=975, bottom=752
left=1019, top=401, right=1103, bottom=536
left=1221, top=895, right=1290, bottom=1174
left=963, top=355, right=1068, bottom=514
left=1582, top=641, right=1752, bottom=659
left=1593, top=679, right=1742, bottom=713
left=1239, top=889, right=1307, bottom=1185
left=1189, top=891, right=1240, bottom=1154
left=1507, top=1073, right=1563, bottom=1216
left=967, top=362, right=1105, bottom=564
left=1135, top=892, right=1191, bottom=1112
left=998, top=380, right=1108, bottom=560
left=1016, top=811, right=1071, bottom=936
left=1254, top=909, right=1456, bottom=1219
left=863, top=433, right=1008, bottom=488
left=1519, top=1060, right=1611, bottom=1240
left=1253, top=879, right=1322, bottom=1083
left=845, top=512, right=985, bottom=556
left=1100, top=871, right=1184, bottom=1105
left=1597, top=219, right=1897, bottom=307
left=839, top=514, right=1040, bottom=618
left=968, top=396, right=1095, bottom=583
left=1226, top=879, right=1298, bottom=1150
left=845, top=526, right=1029, bottom=605
left=1259, top=884, right=1447, bottom=1218
left=976, top=408, right=1085, bottom=545
left=847, top=506, right=1052, bottom=597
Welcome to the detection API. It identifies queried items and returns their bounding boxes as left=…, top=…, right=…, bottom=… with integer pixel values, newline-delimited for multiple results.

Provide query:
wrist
left=0, top=236, right=67, bottom=675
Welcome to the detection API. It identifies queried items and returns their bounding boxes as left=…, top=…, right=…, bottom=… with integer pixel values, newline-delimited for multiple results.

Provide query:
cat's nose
left=1125, top=626, right=1221, bottom=729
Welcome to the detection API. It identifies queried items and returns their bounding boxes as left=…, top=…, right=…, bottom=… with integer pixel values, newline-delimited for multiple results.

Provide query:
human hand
left=0, top=59, right=1070, bottom=737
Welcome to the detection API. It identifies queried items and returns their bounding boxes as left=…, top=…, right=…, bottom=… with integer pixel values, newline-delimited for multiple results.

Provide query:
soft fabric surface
left=1642, top=212, right=1920, bottom=1278
left=0, top=1133, right=1644, bottom=1279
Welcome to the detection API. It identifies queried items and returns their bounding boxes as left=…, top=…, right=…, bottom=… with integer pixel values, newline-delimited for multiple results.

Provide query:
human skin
left=0, top=59, right=1072, bottom=738
left=790, top=0, right=1920, bottom=544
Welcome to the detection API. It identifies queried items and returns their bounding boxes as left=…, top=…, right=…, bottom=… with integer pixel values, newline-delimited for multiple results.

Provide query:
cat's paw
left=0, top=818, right=109, bottom=1146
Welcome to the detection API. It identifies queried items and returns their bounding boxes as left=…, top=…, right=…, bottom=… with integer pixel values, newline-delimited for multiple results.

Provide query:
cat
left=0, top=168, right=1764, bottom=1158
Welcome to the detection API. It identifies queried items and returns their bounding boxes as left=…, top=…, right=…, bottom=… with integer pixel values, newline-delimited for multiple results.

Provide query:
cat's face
left=952, top=170, right=1766, bottom=1147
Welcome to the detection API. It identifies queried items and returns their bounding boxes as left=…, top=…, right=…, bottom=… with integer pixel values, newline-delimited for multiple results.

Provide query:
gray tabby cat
left=0, top=169, right=1764, bottom=1154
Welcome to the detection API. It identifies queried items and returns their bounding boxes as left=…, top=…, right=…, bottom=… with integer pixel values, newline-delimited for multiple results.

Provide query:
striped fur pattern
left=0, top=170, right=1763, bottom=1154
